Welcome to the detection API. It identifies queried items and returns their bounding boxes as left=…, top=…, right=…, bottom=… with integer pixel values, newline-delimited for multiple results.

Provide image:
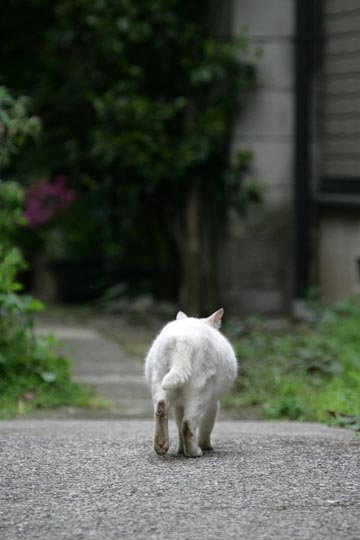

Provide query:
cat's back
left=161, top=317, right=210, bottom=340
left=155, top=317, right=235, bottom=361
left=145, top=315, right=237, bottom=391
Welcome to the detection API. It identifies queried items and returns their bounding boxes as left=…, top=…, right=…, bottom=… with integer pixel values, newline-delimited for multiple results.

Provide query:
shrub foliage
left=0, top=0, right=256, bottom=308
left=0, top=87, right=90, bottom=418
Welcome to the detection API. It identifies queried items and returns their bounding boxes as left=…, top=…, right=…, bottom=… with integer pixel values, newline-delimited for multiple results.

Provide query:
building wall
left=219, top=0, right=295, bottom=314
left=318, top=0, right=360, bottom=303
left=320, top=0, right=360, bottom=179
left=319, top=211, right=360, bottom=302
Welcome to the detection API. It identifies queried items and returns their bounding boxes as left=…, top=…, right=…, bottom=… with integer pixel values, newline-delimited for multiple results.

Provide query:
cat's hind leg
left=154, top=399, right=169, bottom=456
left=198, top=401, right=218, bottom=451
left=181, top=396, right=204, bottom=458
left=174, top=405, right=184, bottom=454
left=152, top=386, right=170, bottom=456
left=181, top=418, right=202, bottom=458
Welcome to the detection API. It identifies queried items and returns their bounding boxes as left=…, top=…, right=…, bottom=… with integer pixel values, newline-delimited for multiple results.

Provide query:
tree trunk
left=180, top=188, right=202, bottom=314
left=202, top=204, right=219, bottom=312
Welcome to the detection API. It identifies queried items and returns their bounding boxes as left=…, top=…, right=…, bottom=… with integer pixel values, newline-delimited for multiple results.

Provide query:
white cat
left=144, top=308, right=237, bottom=457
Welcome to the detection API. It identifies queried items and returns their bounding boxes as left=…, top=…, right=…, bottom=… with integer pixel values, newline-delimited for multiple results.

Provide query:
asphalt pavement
left=1, top=318, right=359, bottom=539
left=0, top=419, right=359, bottom=540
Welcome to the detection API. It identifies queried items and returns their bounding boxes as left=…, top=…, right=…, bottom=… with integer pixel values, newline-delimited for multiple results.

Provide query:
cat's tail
left=161, top=338, right=192, bottom=391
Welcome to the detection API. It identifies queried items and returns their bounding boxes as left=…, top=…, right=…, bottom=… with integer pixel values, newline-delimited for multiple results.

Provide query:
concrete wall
left=231, top=0, right=295, bottom=206
left=219, top=0, right=295, bottom=314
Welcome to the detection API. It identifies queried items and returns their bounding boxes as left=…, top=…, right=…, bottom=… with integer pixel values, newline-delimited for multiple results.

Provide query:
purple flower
left=24, top=175, right=77, bottom=228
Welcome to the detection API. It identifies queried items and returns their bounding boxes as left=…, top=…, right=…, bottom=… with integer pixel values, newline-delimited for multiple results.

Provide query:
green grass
left=223, top=299, right=360, bottom=430
left=0, top=330, right=101, bottom=420
left=0, top=375, right=96, bottom=420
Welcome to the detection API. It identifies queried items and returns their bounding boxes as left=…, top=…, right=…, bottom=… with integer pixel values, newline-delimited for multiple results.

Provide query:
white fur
left=144, top=308, right=237, bottom=457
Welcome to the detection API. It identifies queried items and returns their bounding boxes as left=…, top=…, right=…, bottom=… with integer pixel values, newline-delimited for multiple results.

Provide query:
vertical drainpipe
left=294, top=0, right=313, bottom=301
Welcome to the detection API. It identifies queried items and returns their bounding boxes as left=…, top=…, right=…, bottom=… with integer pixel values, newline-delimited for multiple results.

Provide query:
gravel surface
left=0, top=419, right=359, bottom=540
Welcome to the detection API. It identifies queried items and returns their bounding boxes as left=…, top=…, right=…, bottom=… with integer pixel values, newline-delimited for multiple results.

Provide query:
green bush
left=0, top=88, right=91, bottom=418
left=0, top=1, right=257, bottom=307
left=0, top=86, right=41, bottom=169
left=224, top=300, right=360, bottom=429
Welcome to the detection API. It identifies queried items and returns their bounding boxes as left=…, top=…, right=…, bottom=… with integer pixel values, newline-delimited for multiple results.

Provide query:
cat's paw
left=154, top=437, right=169, bottom=456
left=184, top=446, right=203, bottom=458
left=199, top=442, right=214, bottom=451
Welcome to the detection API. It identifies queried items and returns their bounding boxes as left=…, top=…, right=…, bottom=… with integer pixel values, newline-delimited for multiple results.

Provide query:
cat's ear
left=206, top=308, right=224, bottom=329
left=176, top=311, right=188, bottom=320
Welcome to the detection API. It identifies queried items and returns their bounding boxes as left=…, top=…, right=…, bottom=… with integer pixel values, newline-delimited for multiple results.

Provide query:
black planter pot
left=51, top=259, right=103, bottom=303
left=17, top=268, right=34, bottom=293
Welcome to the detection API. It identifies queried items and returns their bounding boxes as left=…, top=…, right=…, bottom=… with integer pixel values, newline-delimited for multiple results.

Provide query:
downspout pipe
left=294, top=0, right=313, bottom=300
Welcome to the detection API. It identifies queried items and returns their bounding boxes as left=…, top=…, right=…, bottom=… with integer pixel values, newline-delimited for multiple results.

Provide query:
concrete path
left=35, top=322, right=152, bottom=418
left=0, top=420, right=359, bottom=540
